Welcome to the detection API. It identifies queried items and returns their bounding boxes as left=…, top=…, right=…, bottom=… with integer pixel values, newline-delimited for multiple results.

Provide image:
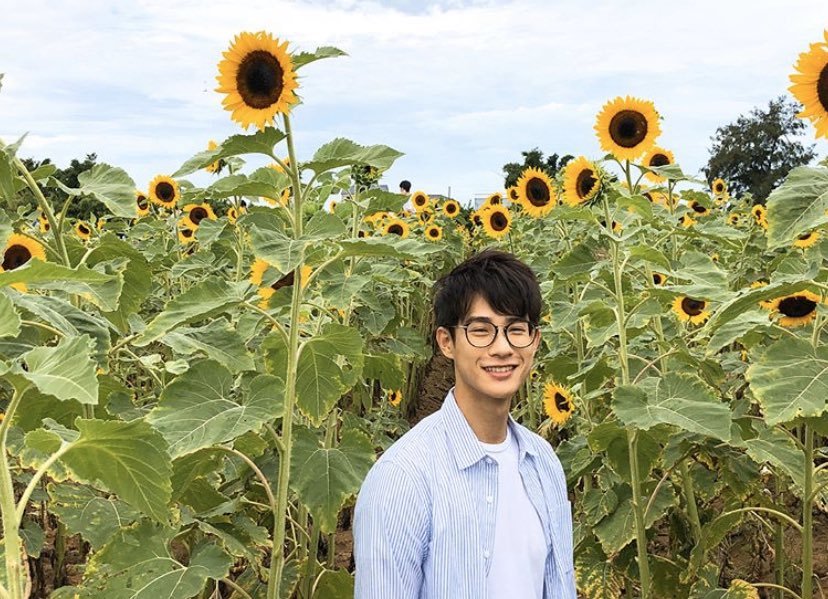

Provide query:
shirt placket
left=481, top=455, right=498, bottom=576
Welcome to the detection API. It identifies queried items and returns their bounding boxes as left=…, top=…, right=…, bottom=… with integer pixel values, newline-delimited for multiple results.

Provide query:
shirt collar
left=441, top=387, right=537, bottom=470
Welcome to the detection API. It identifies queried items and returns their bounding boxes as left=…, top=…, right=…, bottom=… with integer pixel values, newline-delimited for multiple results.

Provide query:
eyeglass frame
left=451, top=318, right=539, bottom=349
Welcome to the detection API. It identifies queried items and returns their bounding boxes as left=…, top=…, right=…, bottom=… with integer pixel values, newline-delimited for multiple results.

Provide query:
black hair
left=399, top=180, right=411, bottom=193
left=433, top=249, right=542, bottom=339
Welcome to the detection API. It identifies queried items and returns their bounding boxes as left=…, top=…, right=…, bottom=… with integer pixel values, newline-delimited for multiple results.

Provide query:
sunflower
left=424, top=224, right=443, bottom=242
left=268, top=158, right=290, bottom=173
left=652, top=272, right=667, bottom=286
left=135, top=191, right=150, bottom=217
left=182, top=203, right=217, bottom=228
left=688, top=200, right=710, bottom=217
left=256, top=265, right=313, bottom=307
left=562, top=157, right=601, bottom=207
left=96, top=218, right=106, bottom=231
left=543, top=382, right=575, bottom=426
left=789, top=33, right=828, bottom=139
left=227, top=205, right=246, bottom=224
left=711, top=178, right=727, bottom=196
left=727, top=213, right=740, bottom=226
left=38, top=215, right=50, bottom=234
left=768, top=290, right=822, bottom=327
left=751, top=204, right=767, bottom=223
left=216, top=31, right=299, bottom=130
left=418, top=209, right=435, bottom=226
left=178, top=220, right=196, bottom=245
left=484, top=192, right=503, bottom=208
left=595, top=96, right=661, bottom=161
left=75, top=221, right=92, bottom=241
left=643, top=190, right=671, bottom=208
left=204, top=140, right=221, bottom=173
left=471, top=211, right=484, bottom=229
left=672, top=296, right=710, bottom=325
left=481, top=206, right=512, bottom=239
left=249, top=257, right=270, bottom=286
left=328, top=200, right=338, bottom=214
left=1, top=234, right=46, bottom=273
left=148, top=175, right=180, bottom=209
left=442, top=199, right=461, bottom=218
left=794, top=230, right=820, bottom=248
left=383, top=218, right=410, bottom=238
left=751, top=280, right=775, bottom=310
left=641, top=146, right=675, bottom=182
left=506, top=186, right=521, bottom=206
left=411, top=191, right=430, bottom=213
left=678, top=215, right=696, bottom=228
left=600, top=219, right=622, bottom=234
left=529, top=369, right=541, bottom=383
left=388, top=389, right=403, bottom=407
left=516, top=167, right=556, bottom=218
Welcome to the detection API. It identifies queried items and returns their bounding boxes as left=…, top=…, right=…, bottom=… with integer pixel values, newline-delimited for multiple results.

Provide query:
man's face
left=436, top=294, right=540, bottom=405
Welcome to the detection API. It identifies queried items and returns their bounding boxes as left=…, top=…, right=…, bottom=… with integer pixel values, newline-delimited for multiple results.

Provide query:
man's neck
left=453, top=387, right=511, bottom=444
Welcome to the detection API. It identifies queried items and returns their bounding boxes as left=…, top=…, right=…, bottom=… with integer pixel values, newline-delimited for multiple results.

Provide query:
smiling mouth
left=483, top=365, right=517, bottom=373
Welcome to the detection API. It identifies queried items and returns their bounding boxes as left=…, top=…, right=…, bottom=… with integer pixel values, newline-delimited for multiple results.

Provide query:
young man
left=399, top=179, right=413, bottom=212
left=354, top=249, right=575, bottom=599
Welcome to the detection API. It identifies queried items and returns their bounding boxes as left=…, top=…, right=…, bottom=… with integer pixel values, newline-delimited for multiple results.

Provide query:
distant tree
left=502, top=148, right=573, bottom=188
left=18, top=154, right=105, bottom=220
left=704, top=97, right=816, bottom=203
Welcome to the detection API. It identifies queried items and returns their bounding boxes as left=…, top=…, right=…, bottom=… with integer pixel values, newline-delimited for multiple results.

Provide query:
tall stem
left=680, top=461, right=702, bottom=544
left=603, top=193, right=651, bottom=598
left=268, top=114, right=306, bottom=599
left=775, top=475, right=786, bottom=599
left=801, top=423, right=814, bottom=599
left=0, top=389, right=26, bottom=599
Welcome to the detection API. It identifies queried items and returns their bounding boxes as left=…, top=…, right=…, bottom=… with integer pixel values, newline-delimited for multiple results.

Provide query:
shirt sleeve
left=354, top=460, right=431, bottom=599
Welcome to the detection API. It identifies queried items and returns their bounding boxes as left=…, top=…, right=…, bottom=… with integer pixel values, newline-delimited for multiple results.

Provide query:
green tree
left=502, top=148, right=573, bottom=188
left=19, top=153, right=105, bottom=219
left=704, top=96, right=816, bottom=203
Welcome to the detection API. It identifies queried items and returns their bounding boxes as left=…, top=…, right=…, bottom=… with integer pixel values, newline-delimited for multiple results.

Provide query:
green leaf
left=162, top=321, right=254, bottom=373
left=48, top=482, right=141, bottom=549
left=594, top=483, right=675, bottom=556
left=314, top=569, right=354, bottom=599
left=135, top=278, right=248, bottom=346
left=147, top=361, right=284, bottom=458
left=0, top=292, right=20, bottom=337
left=362, top=189, right=408, bottom=213
left=706, top=310, right=774, bottom=355
left=74, top=164, right=138, bottom=217
left=551, top=244, right=599, bottom=280
left=304, top=138, right=403, bottom=174
left=741, top=424, right=806, bottom=491
left=173, top=127, right=287, bottom=177
left=0, top=259, right=123, bottom=311
left=290, top=426, right=375, bottom=533
left=765, top=166, right=828, bottom=248
left=746, top=337, right=828, bottom=425
left=84, top=522, right=231, bottom=598
left=628, top=245, right=671, bottom=271
left=613, top=373, right=731, bottom=441
left=293, top=46, right=347, bottom=70
left=707, top=280, right=812, bottom=332
left=666, top=251, right=729, bottom=302
left=20, top=335, right=98, bottom=404
left=363, top=354, right=405, bottom=389
left=60, top=418, right=173, bottom=522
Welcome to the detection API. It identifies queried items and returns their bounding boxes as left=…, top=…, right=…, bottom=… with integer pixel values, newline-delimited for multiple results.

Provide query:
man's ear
left=435, top=326, right=455, bottom=360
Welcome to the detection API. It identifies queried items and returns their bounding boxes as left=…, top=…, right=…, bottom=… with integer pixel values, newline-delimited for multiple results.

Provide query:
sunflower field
left=0, top=25, right=828, bottom=599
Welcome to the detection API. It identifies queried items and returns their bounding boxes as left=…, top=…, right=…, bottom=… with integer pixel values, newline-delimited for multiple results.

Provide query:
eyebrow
left=462, top=316, right=528, bottom=325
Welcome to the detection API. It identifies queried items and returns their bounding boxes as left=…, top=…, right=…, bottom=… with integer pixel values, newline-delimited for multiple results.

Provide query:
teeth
left=485, top=366, right=515, bottom=373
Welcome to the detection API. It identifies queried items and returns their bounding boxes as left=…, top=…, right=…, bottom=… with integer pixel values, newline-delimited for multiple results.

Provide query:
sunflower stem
left=603, top=189, right=651, bottom=599
left=775, top=476, right=786, bottom=599
left=268, top=113, right=306, bottom=599
left=0, top=388, right=28, bottom=599
left=802, top=422, right=814, bottom=599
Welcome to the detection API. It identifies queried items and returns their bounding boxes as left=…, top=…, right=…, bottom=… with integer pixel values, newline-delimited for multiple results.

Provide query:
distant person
left=400, top=180, right=413, bottom=212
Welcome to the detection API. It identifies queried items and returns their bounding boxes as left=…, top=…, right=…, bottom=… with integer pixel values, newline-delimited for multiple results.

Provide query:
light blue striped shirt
left=354, top=388, right=576, bottom=599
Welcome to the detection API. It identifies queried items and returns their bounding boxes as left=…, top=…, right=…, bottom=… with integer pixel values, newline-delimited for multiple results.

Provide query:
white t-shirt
left=479, top=427, right=547, bottom=599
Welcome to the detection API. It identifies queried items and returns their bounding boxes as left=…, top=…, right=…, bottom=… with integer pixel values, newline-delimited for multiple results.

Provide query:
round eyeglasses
left=454, top=321, right=537, bottom=348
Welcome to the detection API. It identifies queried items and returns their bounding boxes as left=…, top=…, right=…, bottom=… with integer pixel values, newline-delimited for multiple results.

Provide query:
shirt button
left=483, top=550, right=490, bottom=559
left=485, top=457, right=494, bottom=464
left=486, top=495, right=493, bottom=504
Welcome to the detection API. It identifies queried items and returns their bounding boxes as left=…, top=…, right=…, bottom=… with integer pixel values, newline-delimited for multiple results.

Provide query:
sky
left=1, top=0, right=828, bottom=206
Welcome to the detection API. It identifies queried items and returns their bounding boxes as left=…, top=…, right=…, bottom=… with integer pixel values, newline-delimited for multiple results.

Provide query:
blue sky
left=2, top=0, right=828, bottom=205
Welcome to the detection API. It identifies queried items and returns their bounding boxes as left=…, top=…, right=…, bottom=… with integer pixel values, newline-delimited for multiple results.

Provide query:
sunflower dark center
left=3, top=245, right=32, bottom=271
left=526, top=177, right=551, bottom=207
left=415, top=195, right=426, bottom=206
left=272, top=271, right=295, bottom=291
left=490, top=196, right=501, bottom=205
left=649, top=153, right=669, bottom=167
left=715, top=182, right=725, bottom=193
left=181, top=228, right=193, bottom=238
left=576, top=169, right=597, bottom=199
left=447, top=203, right=457, bottom=214
left=388, top=224, right=404, bottom=236
left=156, top=182, right=175, bottom=202
left=428, top=228, right=439, bottom=238
left=779, top=296, right=817, bottom=318
left=653, top=273, right=663, bottom=284
left=78, top=224, right=90, bottom=234
left=799, top=232, right=813, bottom=240
left=643, top=192, right=654, bottom=202
left=681, top=298, right=705, bottom=316
left=189, top=207, right=209, bottom=225
left=509, top=189, right=519, bottom=201
left=609, top=110, right=648, bottom=148
left=473, top=215, right=482, bottom=226
left=136, top=195, right=148, bottom=210
left=490, top=212, right=508, bottom=231
left=237, top=50, right=285, bottom=109
left=554, top=392, right=570, bottom=412
left=691, top=203, right=707, bottom=214
left=818, top=63, right=828, bottom=112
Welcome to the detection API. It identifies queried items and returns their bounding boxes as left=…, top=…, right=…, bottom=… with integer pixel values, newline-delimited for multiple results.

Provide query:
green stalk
left=267, top=114, right=306, bottom=599
left=801, top=423, right=814, bottom=599
left=775, top=476, right=785, bottom=599
left=679, top=461, right=702, bottom=544
left=0, top=389, right=26, bottom=599
left=13, top=157, right=70, bottom=267
left=603, top=193, right=651, bottom=598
